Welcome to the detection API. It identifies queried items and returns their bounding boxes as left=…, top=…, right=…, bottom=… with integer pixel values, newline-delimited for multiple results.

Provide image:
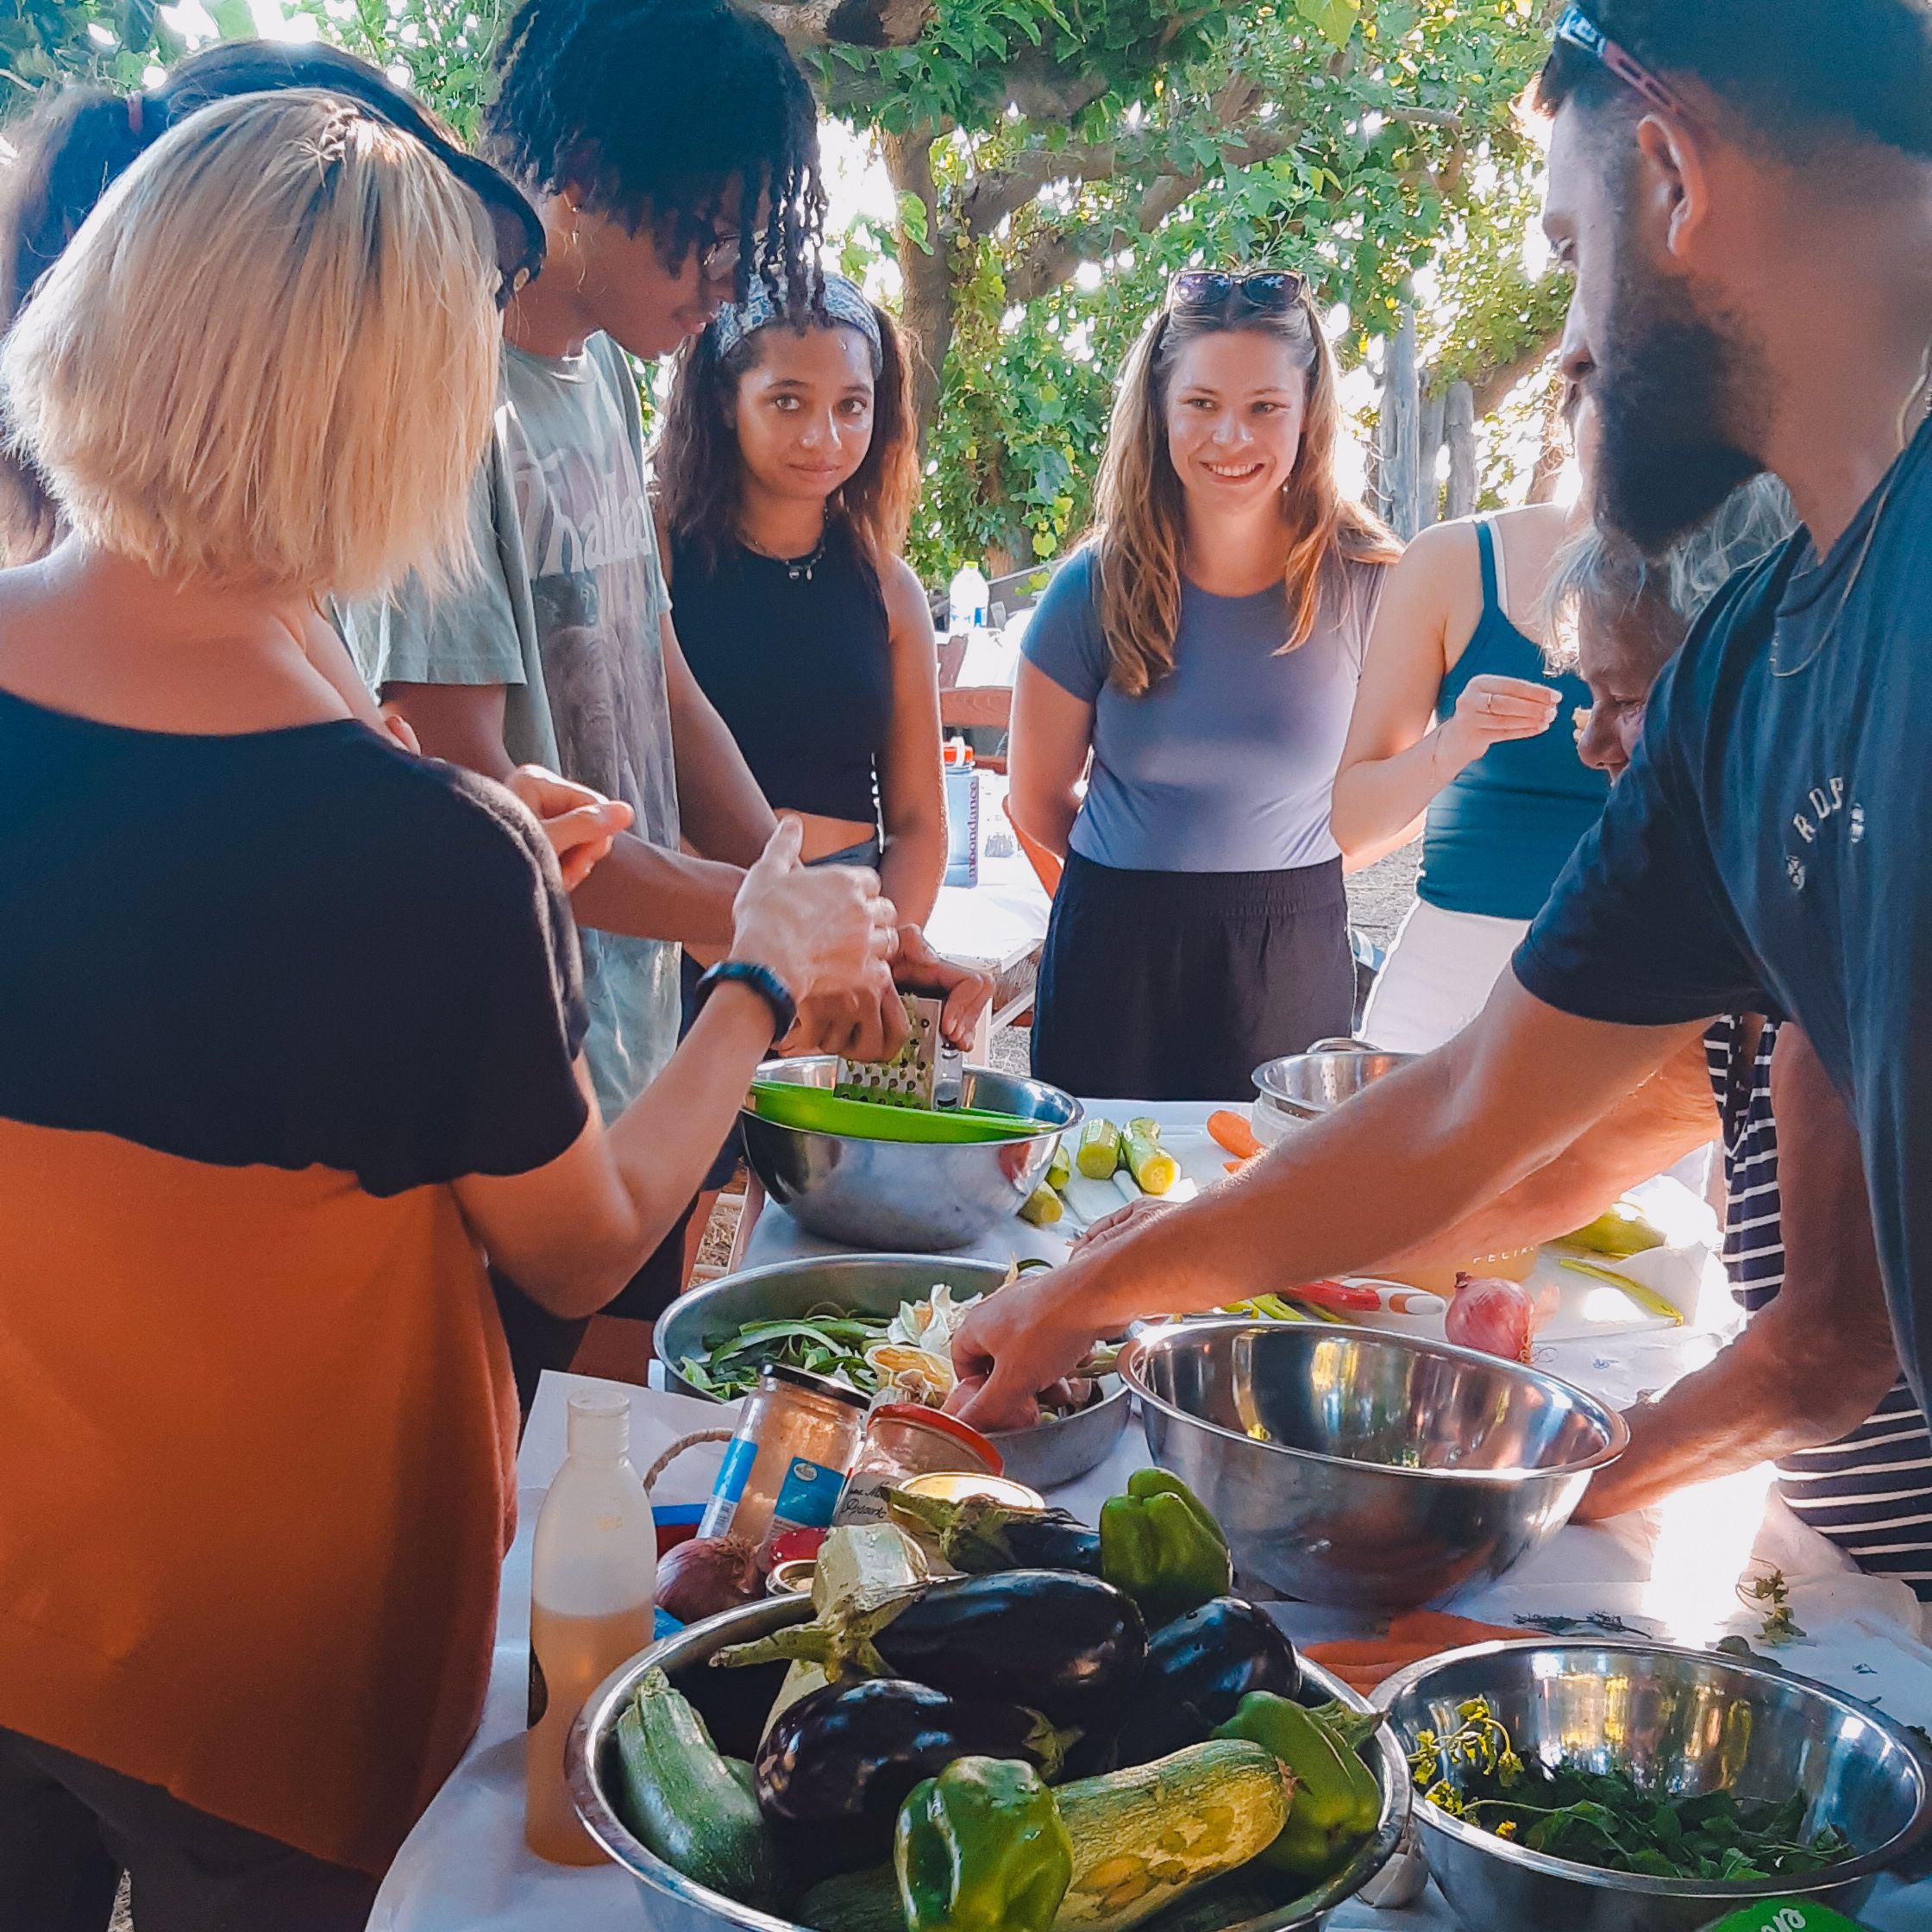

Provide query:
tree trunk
left=1416, top=386, right=1446, bottom=531
left=1384, top=305, right=1421, bottom=540
left=1444, top=380, right=1477, bottom=521
left=753, top=0, right=932, bottom=49
left=881, top=127, right=951, bottom=454
left=1526, top=374, right=1571, bottom=506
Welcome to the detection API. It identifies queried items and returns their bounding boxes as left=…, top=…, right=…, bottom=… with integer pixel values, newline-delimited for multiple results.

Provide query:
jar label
left=698, top=1434, right=758, bottom=1540
left=768, top=1456, right=844, bottom=1536
left=831, top=1467, right=893, bottom=1527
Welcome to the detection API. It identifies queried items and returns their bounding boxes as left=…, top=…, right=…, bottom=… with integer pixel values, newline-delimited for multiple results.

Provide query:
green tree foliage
left=5, top=0, right=1571, bottom=578
left=821, top=0, right=1568, bottom=575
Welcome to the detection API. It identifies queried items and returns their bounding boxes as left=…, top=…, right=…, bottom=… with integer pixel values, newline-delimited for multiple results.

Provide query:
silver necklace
left=740, top=522, right=829, bottom=583
left=1771, top=341, right=1932, bottom=680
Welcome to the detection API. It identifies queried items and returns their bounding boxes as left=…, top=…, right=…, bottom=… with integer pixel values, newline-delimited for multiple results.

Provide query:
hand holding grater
left=835, top=993, right=944, bottom=1107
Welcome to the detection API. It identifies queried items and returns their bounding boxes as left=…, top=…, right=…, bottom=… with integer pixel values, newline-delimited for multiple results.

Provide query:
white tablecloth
left=373, top=1098, right=1932, bottom=1931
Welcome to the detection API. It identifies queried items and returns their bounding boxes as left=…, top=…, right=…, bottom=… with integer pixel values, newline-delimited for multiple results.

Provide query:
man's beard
left=1590, top=228, right=1769, bottom=555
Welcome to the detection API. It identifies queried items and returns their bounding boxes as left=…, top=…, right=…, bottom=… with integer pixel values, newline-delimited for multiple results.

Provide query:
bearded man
left=949, top=2, right=1932, bottom=1439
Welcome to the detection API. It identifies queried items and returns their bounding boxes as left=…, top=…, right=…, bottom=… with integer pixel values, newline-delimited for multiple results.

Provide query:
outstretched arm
left=952, top=974, right=1707, bottom=1429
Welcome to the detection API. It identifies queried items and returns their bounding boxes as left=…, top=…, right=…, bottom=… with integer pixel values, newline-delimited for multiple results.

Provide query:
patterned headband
left=712, top=271, right=883, bottom=374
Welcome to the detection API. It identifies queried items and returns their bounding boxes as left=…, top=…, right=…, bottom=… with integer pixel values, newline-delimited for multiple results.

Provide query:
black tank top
left=668, top=520, right=894, bottom=826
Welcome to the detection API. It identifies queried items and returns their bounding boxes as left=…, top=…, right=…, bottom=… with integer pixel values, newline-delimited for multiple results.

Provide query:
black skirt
left=1031, top=850, right=1352, bottom=1103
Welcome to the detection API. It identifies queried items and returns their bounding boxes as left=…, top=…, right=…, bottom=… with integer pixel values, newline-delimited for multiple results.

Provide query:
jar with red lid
left=832, top=1404, right=1003, bottom=1527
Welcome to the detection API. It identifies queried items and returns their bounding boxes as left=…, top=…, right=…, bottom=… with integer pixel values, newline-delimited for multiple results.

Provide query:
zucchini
left=1047, top=1145, right=1072, bottom=1191
left=1020, top=1182, right=1064, bottom=1226
left=614, top=1669, right=781, bottom=1908
left=795, top=1741, right=1289, bottom=1932
left=1121, top=1120, right=1177, bottom=1196
left=799, top=1865, right=908, bottom=1932
left=795, top=1740, right=1289, bottom=1932
left=1053, top=1739, right=1291, bottom=1932
left=1076, top=1119, right=1122, bottom=1180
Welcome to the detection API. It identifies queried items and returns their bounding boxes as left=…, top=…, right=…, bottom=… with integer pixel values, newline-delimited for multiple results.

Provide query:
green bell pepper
left=1098, top=1470, right=1233, bottom=1627
left=894, top=1757, right=1073, bottom=1932
left=1213, top=1693, right=1381, bottom=1879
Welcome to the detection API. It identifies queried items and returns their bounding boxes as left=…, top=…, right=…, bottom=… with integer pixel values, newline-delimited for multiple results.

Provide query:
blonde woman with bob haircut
left=1010, top=268, right=1399, bottom=1101
left=0, top=91, right=891, bottom=1926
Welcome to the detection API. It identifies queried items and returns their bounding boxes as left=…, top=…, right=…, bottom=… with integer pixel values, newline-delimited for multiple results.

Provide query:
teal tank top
left=1417, top=521, right=1609, bottom=921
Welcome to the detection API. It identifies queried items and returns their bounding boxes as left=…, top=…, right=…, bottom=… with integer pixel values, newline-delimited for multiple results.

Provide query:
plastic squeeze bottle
left=525, top=1392, right=657, bottom=1864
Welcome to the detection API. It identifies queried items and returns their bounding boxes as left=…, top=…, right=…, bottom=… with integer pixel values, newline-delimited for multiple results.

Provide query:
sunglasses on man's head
left=1552, top=5, right=1698, bottom=123
left=1169, top=269, right=1308, bottom=314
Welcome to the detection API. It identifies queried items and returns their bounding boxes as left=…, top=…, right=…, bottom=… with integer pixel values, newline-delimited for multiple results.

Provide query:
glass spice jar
left=833, top=1404, right=1005, bottom=1527
left=697, top=1364, right=869, bottom=1562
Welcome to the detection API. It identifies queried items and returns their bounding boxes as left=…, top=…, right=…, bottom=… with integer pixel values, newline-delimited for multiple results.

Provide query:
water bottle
left=948, top=563, right=989, bottom=636
left=525, top=1393, right=656, bottom=1864
left=943, top=739, right=980, bottom=888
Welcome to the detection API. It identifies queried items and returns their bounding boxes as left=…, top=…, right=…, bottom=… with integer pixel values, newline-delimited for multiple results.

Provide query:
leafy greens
left=1411, top=1698, right=1854, bottom=1883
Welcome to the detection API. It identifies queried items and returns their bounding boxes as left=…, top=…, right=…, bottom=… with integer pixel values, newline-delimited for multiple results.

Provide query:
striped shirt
left=1707, top=1015, right=1932, bottom=1600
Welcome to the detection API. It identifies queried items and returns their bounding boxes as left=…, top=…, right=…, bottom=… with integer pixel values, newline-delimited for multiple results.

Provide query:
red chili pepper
left=1288, top=1279, right=1383, bottom=1314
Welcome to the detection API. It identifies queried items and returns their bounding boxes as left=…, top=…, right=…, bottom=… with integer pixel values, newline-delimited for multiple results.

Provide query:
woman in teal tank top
left=1331, top=471, right=1609, bottom=1051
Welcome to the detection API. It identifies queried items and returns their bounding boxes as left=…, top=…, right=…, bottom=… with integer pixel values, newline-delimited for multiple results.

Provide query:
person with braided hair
left=339, top=0, right=989, bottom=1386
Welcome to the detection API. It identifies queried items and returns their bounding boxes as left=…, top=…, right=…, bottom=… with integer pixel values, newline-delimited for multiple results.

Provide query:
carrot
left=1302, top=1640, right=1421, bottom=1667
left=1389, top=1610, right=1519, bottom=1647
left=1208, top=1109, right=1262, bottom=1161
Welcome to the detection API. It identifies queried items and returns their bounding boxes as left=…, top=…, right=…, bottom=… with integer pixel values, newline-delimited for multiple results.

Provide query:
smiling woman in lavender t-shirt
left=1008, top=272, right=1396, bottom=1101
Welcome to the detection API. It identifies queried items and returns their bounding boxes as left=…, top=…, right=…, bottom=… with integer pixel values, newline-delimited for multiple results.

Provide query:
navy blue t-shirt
left=1515, top=414, right=1932, bottom=1407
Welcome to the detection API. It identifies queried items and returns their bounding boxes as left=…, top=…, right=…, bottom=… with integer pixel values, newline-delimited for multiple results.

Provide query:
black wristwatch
left=693, top=959, right=797, bottom=1047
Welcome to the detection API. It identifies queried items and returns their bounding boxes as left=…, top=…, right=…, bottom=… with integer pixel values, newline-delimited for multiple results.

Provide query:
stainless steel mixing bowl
left=740, top=1057, right=1081, bottom=1251
left=1124, top=1320, right=1627, bottom=1610
left=1377, top=1639, right=1932, bottom=1932
left=1250, top=1042, right=1416, bottom=1124
left=569, top=1594, right=1411, bottom=1932
left=655, top=1253, right=1131, bottom=1490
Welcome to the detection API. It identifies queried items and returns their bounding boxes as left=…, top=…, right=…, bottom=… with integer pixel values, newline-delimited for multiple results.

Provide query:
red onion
left=655, top=1535, right=762, bottom=1623
left=1445, top=1272, right=1535, bottom=1364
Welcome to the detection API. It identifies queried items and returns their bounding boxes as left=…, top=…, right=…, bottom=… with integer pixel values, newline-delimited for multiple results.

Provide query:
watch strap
left=693, top=959, right=798, bottom=1047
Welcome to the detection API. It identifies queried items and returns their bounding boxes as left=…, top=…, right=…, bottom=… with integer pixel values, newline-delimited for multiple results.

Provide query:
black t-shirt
left=0, top=692, right=590, bottom=1196
left=1515, top=413, right=1932, bottom=1404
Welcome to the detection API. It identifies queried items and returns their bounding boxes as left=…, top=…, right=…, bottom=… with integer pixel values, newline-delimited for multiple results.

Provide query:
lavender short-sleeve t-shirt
left=1021, top=548, right=1384, bottom=874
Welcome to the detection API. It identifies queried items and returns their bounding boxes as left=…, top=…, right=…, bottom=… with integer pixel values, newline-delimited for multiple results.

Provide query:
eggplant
left=718, top=1570, right=1145, bottom=1734
left=754, top=1677, right=1070, bottom=1879
left=859, top=1571, right=1144, bottom=1731
left=888, top=1488, right=1103, bottom=1576
left=1113, top=1596, right=1300, bottom=1767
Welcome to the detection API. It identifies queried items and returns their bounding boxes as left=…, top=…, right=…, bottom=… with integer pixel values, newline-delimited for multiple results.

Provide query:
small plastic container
left=833, top=1404, right=1005, bottom=1527
left=698, top=1364, right=869, bottom=1561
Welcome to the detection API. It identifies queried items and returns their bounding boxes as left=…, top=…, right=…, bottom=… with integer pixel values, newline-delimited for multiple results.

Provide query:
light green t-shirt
left=343, top=336, right=681, bottom=1118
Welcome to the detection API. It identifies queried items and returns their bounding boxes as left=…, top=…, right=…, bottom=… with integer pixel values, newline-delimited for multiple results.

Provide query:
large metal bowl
left=655, top=1254, right=1131, bottom=1490
left=1251, top=1044, right=1416, bottom=1122
left=569, top=1594, right=1411, bottom=1932
left=1125, top=1320, right=1626, bottom=1610
left=1377, top=1639, right=1932, bottom=1932
left=741, top=1057, right=1081, bottom=1251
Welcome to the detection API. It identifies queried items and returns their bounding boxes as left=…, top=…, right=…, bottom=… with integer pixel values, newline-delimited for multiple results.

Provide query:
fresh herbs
left=1513, top=1612, right=1651, bottom=1638
left=1737, top=1565, right=1806, bottom=1647
left=1410, top=1698, right=1854, bottom=1883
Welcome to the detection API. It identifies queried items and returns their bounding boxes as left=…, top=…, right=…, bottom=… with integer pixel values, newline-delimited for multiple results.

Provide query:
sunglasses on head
left=1168, top=268, right=1308, bottom=314
left=1552, top=6, right=1698, bottom=123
